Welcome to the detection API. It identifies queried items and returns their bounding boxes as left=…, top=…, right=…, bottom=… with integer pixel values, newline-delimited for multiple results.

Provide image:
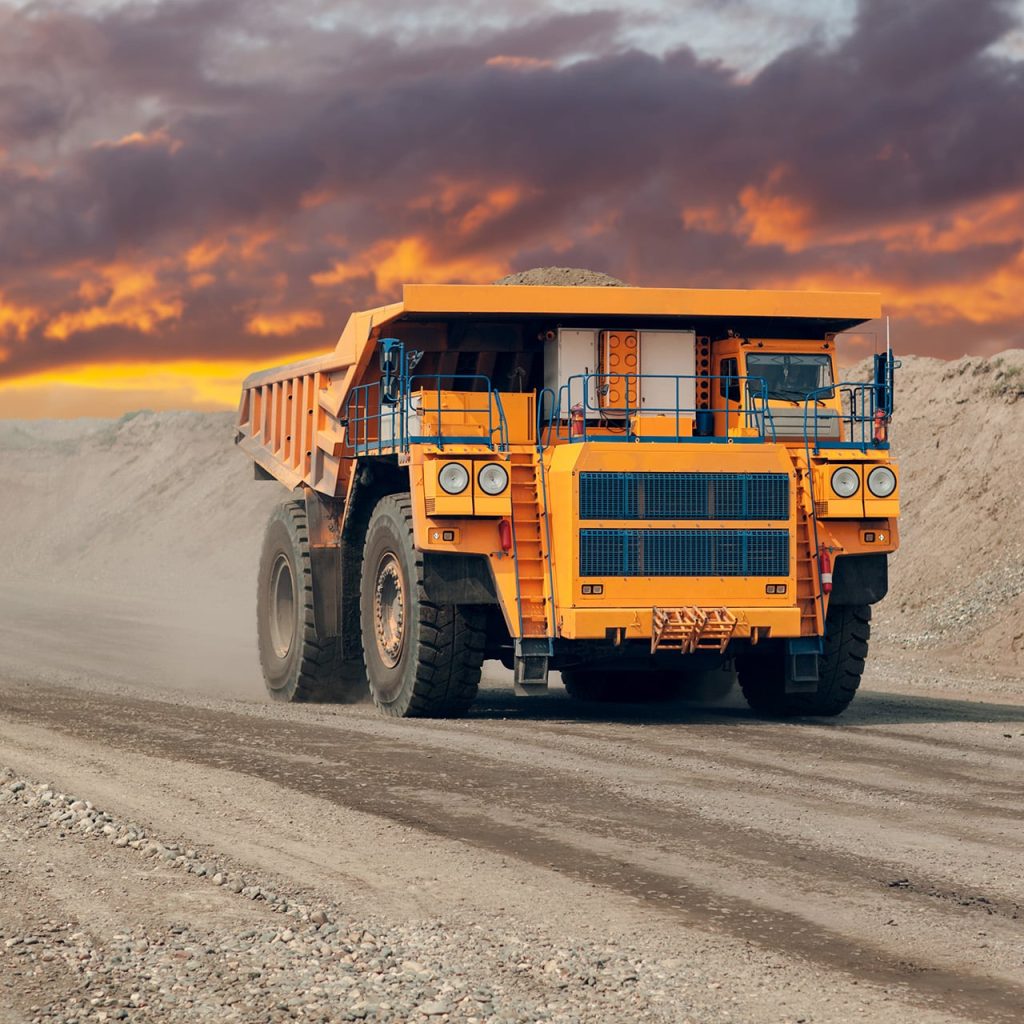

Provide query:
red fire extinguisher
left=873, top=407, right=888, bottom=443
left=819, top=548, right=833, bottom=594
left=570, top=403, right=584, bottom=437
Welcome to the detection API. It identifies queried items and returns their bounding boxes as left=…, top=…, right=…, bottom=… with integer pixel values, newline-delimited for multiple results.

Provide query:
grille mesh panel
left=579, top=529, right=789, bottom=577
left=579, top=472, right=789, bottom=521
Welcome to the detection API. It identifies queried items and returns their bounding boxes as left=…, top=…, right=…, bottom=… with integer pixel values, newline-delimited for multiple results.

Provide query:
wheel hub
left=269, top=553, right=296, bottom=659
left=373, top=553, right=406, bottom=668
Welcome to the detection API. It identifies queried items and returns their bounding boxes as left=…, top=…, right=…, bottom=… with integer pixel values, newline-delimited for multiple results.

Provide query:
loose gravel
left=1, top=769, right=724, bottom=1024
left=494, top=268, right=627, bottom=287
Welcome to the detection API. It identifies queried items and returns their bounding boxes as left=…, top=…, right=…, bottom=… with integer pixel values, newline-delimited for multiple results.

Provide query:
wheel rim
left=269, top=553, right=296, bottom=659
left=373, top=552, right=406, bottom=669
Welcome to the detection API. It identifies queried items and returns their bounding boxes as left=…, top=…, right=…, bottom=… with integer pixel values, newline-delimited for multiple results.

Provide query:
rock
left=310, top=909, right=327, bottom=926
left=419, top=1001, right=452, bottom=1016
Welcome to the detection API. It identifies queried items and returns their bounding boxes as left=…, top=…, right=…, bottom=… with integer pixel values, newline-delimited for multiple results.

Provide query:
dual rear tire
left=257, top=494, right=485, bottom=717
left=736, top=603, right=871, bottom=717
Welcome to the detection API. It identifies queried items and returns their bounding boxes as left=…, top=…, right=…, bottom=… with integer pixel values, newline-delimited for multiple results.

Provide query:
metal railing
left=343, top=374, right=510, bottom=454
left=544, top=373, right=776, bottom=444
left=802, top=382, right=890, bottom=452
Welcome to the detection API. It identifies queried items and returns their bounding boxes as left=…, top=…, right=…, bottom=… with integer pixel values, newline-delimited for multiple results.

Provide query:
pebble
left=419, top=1001, right=452, bottom=1016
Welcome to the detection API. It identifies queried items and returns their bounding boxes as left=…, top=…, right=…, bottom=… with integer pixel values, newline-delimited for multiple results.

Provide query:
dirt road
left=2, top=583, right=1022, bottom=1023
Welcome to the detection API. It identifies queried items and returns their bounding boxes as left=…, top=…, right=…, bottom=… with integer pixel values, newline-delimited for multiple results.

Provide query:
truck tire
left=360, top=494, right=485, bottom=717
left=257, top=500, right=366, bottom=703
left=737, top=604, right=871, bottom=717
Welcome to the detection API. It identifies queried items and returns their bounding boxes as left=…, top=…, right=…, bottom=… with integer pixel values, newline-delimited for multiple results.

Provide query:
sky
left=0, top=0, right=1022, bottom=417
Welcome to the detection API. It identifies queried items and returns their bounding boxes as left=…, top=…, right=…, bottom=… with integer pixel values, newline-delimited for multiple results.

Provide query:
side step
left=514, top=637, right=551, bottom=697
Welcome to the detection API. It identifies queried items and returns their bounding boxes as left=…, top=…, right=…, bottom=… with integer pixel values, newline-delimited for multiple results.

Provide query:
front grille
left=579, top=472, right=789, bottom=521
left=580, top=528, right=789, bottom=577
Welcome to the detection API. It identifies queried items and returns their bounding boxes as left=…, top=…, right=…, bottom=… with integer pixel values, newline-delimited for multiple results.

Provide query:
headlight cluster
left=867, top=466, right=897, bottom=497
left=437, top=462, right=509, bottom=496
left=830, top=467, right=860, bottom=498
left=477, top=463, right=509, bottom=495
left=829, top=465, right=897, bottom=498
left=437, top=463, right=470, bottom=495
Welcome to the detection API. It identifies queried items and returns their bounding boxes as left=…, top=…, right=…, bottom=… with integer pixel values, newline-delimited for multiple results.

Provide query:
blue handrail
left=343, top=373, right=510, bottom=454
left=543, top=373, right=775, bottom=444
left=801, top=381, right=890, bottom=452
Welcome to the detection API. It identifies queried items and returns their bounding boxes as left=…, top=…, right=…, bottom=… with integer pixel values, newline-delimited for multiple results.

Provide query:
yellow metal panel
left=472, top=459, right=513, bottom=518
left=422, top=458, right=474, bottom=517
left=559, top=607, right=802, bottom=640
left=402, top=283, right=881, bottom=321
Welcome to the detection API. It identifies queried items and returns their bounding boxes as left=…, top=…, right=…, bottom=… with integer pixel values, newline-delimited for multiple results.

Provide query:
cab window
left=746, top=353, right=834, bottom=401
left=718, top=358, right=740, bottom=401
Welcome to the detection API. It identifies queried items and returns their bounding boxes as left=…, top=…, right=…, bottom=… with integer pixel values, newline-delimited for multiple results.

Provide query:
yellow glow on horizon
left=0, top=352, right=323, bottom=419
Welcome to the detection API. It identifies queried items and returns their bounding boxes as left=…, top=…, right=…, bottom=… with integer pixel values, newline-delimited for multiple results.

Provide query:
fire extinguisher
left=873, top=407, right=888, bottom=443
left=570, top=403, right=584, bottom=437
left=819, top=548, right=833, bottom=594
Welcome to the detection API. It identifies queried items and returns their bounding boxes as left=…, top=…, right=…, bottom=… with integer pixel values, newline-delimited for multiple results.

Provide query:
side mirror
left=379, top=338, right=402, bottom=405
left=380, top=347, right=398, bottom=376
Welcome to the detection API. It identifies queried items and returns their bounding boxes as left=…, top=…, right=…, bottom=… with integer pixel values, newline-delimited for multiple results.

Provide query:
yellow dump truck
left=236, top=283, right=899, bottom=717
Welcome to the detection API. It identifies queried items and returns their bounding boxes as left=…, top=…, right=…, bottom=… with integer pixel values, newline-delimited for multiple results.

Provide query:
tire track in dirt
left=3, top=680, right=1023, bottom=1023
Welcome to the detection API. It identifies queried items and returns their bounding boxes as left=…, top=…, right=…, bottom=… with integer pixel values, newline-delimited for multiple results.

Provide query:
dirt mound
left=869, top=349, right=1024, bottom=667
left=494, top=267, right=628, bottom=287
left=0, top=411, right=280, bottom=595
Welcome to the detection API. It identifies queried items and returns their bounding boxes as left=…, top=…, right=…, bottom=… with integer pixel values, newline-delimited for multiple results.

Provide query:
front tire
left=257, top=500, right=366, bottom=703
left=360, top=494, right=485, bottom=717
left=738, top=604, right=871, bottom=717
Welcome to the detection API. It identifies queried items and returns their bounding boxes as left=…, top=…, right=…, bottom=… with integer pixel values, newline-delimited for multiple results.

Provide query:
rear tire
left=257, top=500, right=367, bottom=703
left=360, top=494, right=485, bottom=717
left=738, top=604, right=870, bottom=717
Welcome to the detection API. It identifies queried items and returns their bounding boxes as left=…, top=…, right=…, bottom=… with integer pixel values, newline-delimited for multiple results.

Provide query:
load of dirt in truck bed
left=1, top=350, right=1022, bottom=676
left=494, top=267, right=628, bottom=287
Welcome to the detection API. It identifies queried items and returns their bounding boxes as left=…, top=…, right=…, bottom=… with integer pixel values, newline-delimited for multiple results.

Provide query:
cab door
left=713, top=351, right=743, bottom=436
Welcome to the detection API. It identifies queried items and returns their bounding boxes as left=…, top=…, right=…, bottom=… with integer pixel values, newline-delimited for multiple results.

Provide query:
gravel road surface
left=1, top=582, right=1022, bottom=1023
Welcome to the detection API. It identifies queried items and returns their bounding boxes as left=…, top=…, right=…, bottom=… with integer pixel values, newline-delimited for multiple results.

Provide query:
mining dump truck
left=236, top=282, right=899, bottom=717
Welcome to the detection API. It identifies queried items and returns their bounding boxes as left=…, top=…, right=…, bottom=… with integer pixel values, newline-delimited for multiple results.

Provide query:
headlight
left=478, top=463, right=509, bottom=495
left=831, top=466, right=860, bottom=498
left=438, top=462, right=469, bottom=495
left=867, top=465, right=897, bottom=497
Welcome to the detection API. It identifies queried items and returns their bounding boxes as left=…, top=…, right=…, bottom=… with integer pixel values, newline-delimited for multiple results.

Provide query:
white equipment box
left=545, top=328, right=696, bottom=418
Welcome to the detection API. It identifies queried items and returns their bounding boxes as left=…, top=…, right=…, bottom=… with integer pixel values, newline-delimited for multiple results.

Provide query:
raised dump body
left=237, top=284, right=899, bottom=717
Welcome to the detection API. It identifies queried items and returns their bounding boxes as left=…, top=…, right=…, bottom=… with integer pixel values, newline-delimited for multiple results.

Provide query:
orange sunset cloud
left=0, top=0, right=1021, bottom=417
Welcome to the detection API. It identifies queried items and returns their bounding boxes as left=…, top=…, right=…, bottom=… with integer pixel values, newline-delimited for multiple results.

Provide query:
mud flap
left=301, top=488, right=343, bottom=640
left=785, top=637, right=822, bottom=693
left=514, top=637, right=550, bottom=696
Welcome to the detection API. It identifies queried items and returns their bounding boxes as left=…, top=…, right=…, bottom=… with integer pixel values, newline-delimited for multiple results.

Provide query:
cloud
left=0, top=0, right=1022, bottom=405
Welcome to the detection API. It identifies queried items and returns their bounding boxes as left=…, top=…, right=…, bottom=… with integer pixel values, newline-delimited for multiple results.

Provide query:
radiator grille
left=579, top=472, right=789, bottom=521
left=579, top=529, right=789, bottom=577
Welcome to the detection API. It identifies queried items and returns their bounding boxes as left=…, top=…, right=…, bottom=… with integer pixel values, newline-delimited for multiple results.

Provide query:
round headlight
left=867, top=465, right=897, bottom=497
left=438, top=462, right=469, bottom=495
left=831, top=466, right=860, bottom=498
left=478, top=463, right=509, bottom=496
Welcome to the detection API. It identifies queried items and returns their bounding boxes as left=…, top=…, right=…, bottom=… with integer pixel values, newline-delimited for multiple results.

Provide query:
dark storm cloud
left=0, top=0, right=1022, bottom=382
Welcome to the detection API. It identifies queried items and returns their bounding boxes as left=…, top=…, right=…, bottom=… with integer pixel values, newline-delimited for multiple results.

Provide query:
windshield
left=746, top=353, right=834, bottom=401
